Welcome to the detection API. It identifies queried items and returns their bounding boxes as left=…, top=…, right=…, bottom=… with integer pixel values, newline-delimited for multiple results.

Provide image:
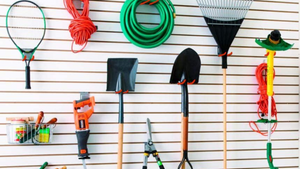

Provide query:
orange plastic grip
left=73, top=96, right=95, bottom=130
left=35, top=111, right=44, bottom=129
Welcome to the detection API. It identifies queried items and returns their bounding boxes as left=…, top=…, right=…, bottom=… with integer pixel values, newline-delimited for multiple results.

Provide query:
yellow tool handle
left=267, top=50, right=275, bottom=96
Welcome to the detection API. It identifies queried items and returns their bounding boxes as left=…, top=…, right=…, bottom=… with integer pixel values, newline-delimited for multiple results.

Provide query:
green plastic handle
left=40, top=162, right=48, bottom=169
left=267, top=143, right=278, bottom=169
left=257, top=119, right=277, bottom=123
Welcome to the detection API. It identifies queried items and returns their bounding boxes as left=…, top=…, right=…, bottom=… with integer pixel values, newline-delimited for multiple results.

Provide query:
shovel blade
left=106, top=58, right=138, bottom=92
left=170, top=48, right=201, bottom=84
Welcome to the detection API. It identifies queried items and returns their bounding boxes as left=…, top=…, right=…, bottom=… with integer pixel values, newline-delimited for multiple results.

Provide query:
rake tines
left=197, top=0, right=253, bottom=21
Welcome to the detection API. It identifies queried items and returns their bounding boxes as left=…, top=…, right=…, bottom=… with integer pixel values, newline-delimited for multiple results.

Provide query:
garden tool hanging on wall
left=143, top=118, right=165, bottom=169
left=254, top=30, right=293, bottom=169
left=195, top=0, right=253, bottom=168
left=107, top=58, right=138, bottom=169
left=73, top=92, right=95, bottom=169
left=170, top=48, right=201, bottom=169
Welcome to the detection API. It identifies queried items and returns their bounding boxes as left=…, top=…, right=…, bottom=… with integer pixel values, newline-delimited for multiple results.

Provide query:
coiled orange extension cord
left=64, top=0, right=97, bottom=53
left=249, top=63, right=277, bottom=136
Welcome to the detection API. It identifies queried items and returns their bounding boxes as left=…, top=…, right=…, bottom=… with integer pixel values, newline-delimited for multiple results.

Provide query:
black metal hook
left=178, top=151, right=193, bottom=169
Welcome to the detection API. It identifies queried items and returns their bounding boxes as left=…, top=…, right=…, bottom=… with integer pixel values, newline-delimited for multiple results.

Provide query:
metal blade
left=106, top=58, right=138, bottom=92
left=146, top=118, right=152, bottom=142
left=169, top=48, right=201, bottom=84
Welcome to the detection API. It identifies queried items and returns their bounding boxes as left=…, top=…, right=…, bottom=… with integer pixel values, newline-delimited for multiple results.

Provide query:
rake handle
left=223, top=69, right=227, bottom=169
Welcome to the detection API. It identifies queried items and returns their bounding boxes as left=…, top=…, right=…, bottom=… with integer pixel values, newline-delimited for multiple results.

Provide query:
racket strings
left=8, top=26, right=44, bottom=29
left=6, top=2, right=46, bottom=51
left=64, top=0, right=97, bottom=53
left=12, top=37, right=41, bottom=40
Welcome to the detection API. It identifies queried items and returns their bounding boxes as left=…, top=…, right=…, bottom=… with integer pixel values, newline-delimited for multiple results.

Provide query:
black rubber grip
left=222, top=55, right=228, bottom=69
left=25, top=65, right=31, bottom=89
left=159, top=165, right=165, bottom=169
left=76, top=130, right=90, bottom=159
left=142, top=166, right=147, bottom=169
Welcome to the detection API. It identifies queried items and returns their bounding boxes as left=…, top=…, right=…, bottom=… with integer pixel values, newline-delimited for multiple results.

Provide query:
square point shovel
left=106, top=58, right=138, bottom=169
left=170, top=48, right=201, bottom=169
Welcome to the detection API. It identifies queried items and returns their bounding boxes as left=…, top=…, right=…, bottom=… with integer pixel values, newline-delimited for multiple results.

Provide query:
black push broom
left=196, top=0, right=253, bottom=168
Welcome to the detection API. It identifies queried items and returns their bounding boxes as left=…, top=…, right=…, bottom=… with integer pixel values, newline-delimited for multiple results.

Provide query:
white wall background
left=0, top=0, right=299, bottom=168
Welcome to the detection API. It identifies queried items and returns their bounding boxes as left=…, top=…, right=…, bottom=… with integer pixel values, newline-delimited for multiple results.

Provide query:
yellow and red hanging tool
left=73, top=93, right=95, bottom=169
left=254, top=30, right=293, bottom=169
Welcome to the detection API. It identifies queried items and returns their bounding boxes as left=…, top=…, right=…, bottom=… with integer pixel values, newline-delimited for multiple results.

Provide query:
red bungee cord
left=64, top=0, right=97, bottom=53
left=249, top=63, right=278, bottom=136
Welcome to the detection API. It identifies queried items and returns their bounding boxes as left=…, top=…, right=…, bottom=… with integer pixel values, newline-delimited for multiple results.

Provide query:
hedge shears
left=143, top=118, right=165, bottom=169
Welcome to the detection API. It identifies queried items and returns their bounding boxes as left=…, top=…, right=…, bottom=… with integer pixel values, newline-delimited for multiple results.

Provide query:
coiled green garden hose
left=120, top=0, right=176, bottom=48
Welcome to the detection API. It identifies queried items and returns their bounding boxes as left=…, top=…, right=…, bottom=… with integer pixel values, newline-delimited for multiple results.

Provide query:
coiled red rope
left=249, top=63, right=277, bottom=136
left=64, top=0, right=97, bottom=53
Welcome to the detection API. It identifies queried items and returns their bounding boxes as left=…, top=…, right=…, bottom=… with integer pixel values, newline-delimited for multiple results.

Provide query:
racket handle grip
left=25, top=65, right=31, bottom=89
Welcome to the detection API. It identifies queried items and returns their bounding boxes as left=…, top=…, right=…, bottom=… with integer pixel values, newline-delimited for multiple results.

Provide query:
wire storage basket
left=6, top=123, right=55, bottom=144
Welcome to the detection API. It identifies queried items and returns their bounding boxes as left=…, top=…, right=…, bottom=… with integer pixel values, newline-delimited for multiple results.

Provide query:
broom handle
left=223, top=69, right=227, bottom=169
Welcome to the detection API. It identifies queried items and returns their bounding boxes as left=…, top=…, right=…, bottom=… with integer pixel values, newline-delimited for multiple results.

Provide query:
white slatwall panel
left=0, top=0, right=299, bottom=168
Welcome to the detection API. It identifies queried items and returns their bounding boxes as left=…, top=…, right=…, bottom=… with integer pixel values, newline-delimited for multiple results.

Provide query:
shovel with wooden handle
left=107, top=58, right=138, bottom=169
left=170, top=48, right=201, bottom=169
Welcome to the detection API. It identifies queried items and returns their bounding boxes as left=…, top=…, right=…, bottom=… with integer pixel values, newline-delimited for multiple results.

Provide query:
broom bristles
left=196, top=0, right=253, bottom=21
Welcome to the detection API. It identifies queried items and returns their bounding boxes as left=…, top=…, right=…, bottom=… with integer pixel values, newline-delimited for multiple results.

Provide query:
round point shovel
left=170, top=48, right=201, bottom=169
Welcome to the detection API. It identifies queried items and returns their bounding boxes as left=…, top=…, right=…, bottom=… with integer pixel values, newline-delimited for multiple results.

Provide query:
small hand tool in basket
left=19, top=111, right=57, bottom=144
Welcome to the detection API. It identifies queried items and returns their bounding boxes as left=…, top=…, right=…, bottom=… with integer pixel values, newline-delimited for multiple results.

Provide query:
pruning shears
left=143, top=118, right=164, bottom=169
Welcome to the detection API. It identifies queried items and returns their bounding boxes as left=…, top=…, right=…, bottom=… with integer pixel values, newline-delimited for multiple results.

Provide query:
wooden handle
left=181, top=114, right=186, bottom=169
left=35, top=111, right=44, bottom=128
left=42, top=118, right=57, bottom=128
left=117, top=123, right=124, bottom=169
left=182, top=116, right=188, bottom=151
left=223, top=69, right=227, bottom=169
